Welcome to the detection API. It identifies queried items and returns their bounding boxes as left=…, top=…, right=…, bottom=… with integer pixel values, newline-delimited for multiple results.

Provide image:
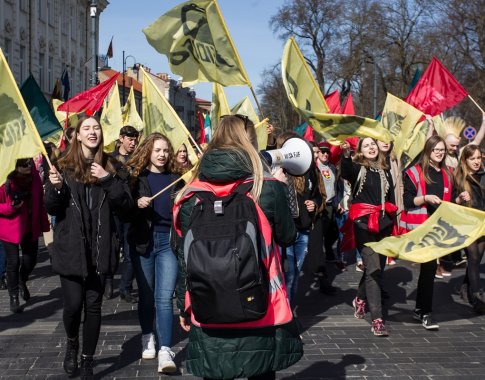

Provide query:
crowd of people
left=0, top=111, right=484, bottom=379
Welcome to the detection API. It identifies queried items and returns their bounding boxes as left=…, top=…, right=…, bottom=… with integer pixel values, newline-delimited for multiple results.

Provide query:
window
left=19, top=46, right=26, bottom=83
left=71, top=8, right=76, bottom=40
left=79, top=69, right=84, bottom=91
left=47, top=0, right=54, bottom=26
left=39, top=53, right=45, bottom=90
left=38, top=0, right=46, bottom=22
left=79, top=11, right=86, bottom=43
left=48, top=57, right=53, bottom=92
left=19, top=0, right=28, bottom=12
left=61, top=3, right=68, bottom=34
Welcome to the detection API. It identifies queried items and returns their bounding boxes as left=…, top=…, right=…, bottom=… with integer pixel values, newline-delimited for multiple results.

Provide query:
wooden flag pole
left=249, top=85, right=265, bottom=119
left=148, top=175, right=185, bottom=202
left=468, top=95, right=485, bottom=114
left=187, top=132, right=203, bottom=155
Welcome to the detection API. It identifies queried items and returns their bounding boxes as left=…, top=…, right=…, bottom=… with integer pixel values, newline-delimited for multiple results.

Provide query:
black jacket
left=127, top=169, right=181, bottom=255
left=44, top=172, right=134, bottom=277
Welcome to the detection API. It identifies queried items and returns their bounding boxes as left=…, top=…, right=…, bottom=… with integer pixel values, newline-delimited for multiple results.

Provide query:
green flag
left=20, top=75, right=62, bottom=139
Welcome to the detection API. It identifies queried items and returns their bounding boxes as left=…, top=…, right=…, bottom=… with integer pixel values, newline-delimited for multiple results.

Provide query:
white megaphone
left=261, top=137, right=313, bottom=176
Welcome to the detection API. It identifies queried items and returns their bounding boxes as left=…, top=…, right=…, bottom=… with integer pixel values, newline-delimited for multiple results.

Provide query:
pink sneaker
left=371, top=318, right=389, bottom=336
left=352, top=297, right=366, bottom=319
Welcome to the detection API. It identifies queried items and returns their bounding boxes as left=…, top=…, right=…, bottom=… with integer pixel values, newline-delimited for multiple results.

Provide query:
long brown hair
left=126, top=132, right=175, bottom=184
left=420, top=135, right=450, bottom=184
left=353, top=137, right=388, bottom=169
left=455, top=144, right=482, bottom=205
left=57, top=114, right=115, bottom=184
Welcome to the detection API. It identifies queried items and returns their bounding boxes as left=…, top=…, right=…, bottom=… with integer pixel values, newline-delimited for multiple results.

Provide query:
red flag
left=329, top=137, right=359, bottom=166
left=106, top=38, right=113, bottom=59
left=405, top=56, right=468, bottom=116
left=342, top=93, right=355, bottom=115
left=198, top=112, right=206, bottom=144
left=324, top=90, right=342, bottom=113
left=303, top=124, right=314, bottom=142
left=57, top=73, right=120, bottom=114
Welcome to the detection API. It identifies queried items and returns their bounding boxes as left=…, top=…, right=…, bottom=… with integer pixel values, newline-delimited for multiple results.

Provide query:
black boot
left=471, top=292, right=485, bottom=314
left=19, top=281, right=30, bottom=301
left=80, top=355, right=94, bottom=380
left=9, top=294, right=21, bottom=313
left=63, top=337, right=79, bottom=375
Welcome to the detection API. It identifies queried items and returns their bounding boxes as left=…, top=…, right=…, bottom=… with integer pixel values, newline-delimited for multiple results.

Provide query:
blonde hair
left=455, top=144, right=482, bottom=206
left=178, top=115, right=264, bottom=202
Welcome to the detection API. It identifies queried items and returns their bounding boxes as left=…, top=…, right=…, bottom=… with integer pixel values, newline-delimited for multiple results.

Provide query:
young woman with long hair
left=173, top=115, right=302, bottom=380
left=126, top=132, right=180, bottom=374
left=454, top=144, right=485, bottom=313
left=0, top=158, right=49, bottom=313
left=174, top=143, right=193, bottom=174
left=45, top=114, right=134, bottom=379
left=341, top=137, right=397, bottom=337
left=401, top=135, right=462, bottom=330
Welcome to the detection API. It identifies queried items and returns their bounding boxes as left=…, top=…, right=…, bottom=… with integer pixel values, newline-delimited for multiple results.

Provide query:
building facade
left=0, top=0, right=108, bottom=97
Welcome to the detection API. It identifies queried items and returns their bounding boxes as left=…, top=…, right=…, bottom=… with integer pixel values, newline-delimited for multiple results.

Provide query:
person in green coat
left=172, top=115, right=303, bottom=380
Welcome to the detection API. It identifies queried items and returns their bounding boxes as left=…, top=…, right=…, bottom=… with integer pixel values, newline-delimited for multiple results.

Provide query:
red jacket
left=0, top=169, right=49, bottom=244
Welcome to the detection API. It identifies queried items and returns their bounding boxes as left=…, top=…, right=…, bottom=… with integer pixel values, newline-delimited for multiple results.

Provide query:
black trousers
left=60, top=272, right=105, bottom=356
left=416, top=259, right=438, bottom=315
left=354, top=224, right=389, bottom=320
left=1, top=233, right=38, bottom=295
left=464, top=237, right=485, bottom=295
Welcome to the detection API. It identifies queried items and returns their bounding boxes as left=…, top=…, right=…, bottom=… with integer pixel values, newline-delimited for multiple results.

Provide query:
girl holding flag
left=341, top=137, right=397, bottom=337
left=454, top=144, right=485, bottom=313
left=126, top=133, right=181, bottom=374
left=45, top=114, right=134, bottom=379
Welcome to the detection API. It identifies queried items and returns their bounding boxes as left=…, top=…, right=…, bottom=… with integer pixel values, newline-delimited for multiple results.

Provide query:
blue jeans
left=284, top=231, right=309, bottom=303
left=0, top=242, right=5, bottom=277
left=132, top=231, right=177, bottom=347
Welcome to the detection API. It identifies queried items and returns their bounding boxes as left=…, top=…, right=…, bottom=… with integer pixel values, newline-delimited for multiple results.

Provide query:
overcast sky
left=99, top=0, right=286, bottom=108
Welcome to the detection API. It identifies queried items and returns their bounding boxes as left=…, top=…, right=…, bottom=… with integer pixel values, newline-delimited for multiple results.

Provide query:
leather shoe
left=104, top=279, right=113, bottom=300
left=19, top=282, right=30, bottom=301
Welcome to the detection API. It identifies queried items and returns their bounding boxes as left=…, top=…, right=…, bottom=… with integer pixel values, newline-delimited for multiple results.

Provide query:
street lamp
left=90, top=0, right=98, bottom=86
left=122, top=50, right=137, bottom=104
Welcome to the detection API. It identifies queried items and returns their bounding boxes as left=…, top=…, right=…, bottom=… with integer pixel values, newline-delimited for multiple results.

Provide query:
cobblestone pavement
left=1, top=241, right=485, bottom=379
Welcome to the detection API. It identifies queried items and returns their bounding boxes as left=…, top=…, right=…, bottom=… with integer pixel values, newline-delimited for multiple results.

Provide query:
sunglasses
left=221, top=114, right=250, bottom=129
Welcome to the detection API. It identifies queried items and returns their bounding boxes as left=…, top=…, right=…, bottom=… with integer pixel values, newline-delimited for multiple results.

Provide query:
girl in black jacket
left=45, top=114, right=134, bottom=379
left=454, top=144, right=485, bottom=313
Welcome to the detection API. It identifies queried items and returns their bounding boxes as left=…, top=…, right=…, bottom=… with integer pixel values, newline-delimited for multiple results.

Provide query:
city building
left=0, top=0, right=109, bottom=97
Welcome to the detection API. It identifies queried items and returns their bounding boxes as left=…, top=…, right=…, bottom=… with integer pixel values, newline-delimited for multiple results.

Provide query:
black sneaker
left=412, top=309, right=422, bottom=322
left=421, top=314, right=439, bottom=330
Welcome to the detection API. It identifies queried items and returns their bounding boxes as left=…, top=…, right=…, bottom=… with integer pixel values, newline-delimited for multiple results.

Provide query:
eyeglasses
left=432, top=148, right=446, bottom=154
left=221, top=114, right=250, bottom=129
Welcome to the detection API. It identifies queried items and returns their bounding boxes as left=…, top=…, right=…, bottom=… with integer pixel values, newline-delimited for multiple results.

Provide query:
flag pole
left=468, top=95, right=485, bottom=114
left=148, top=176, right=185, bottom=201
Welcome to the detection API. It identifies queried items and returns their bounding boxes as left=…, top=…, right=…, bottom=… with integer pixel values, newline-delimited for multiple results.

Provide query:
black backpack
left=183, top=182, right=269, bottom=324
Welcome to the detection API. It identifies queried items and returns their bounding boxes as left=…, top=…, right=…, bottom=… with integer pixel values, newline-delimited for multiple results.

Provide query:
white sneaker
left=141, top=333, right=156, bottom=359
left=158, top=346, right=176, bottom=373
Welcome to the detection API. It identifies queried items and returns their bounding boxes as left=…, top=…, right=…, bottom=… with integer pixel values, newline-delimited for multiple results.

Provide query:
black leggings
left=1, top=233, right=38, bottom=295
left=464, top=237, right=485, bottom=295
left=60, top=272, right=104, bottom=356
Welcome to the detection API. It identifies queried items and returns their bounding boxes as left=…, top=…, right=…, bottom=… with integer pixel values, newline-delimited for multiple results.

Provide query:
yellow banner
left=52, top=99, right=79, bottom=129
left=141, top=66, right=193, bottom=152
left=254, top=118, right=269, bottom=151
left=122, top=86, right=143, bottom=131
left=210, top=83, right=231, bottom=130
left=281, top=37, right=391, bottom=143
left=400, top=118, right=433, bottom=168
left=143, top=0, right=250, bottom=87
left=381, top=93, right=424, bottom=159
left=0, top=48, right=46, bottom=185
left=231, top=96, right=260, bottom=125
left=366, top=202, right=485, bottom=263
left=101, top=83, right=123, bottom=150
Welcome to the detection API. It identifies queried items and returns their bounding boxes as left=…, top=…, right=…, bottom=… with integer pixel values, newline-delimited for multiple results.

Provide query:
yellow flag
left=400, top=118, right=433, bottom=168
left=381, top=93, right=424, bottom=159
left=254, top=118, right=269, bottom=151
left=210, top=83, right=231, bottom=130
left=0, top=48, right=47, bottom=185
left=52, top=99, right=79, bottom=129
left=231, top=96, right=260, bottom=125
left=143, top=0, right=250, bottom=87
left=101, top=83, right=123, bottom=150
left=281, top=37, right=391, bottom=143
left=141, top=66, right=192, bottom=151
left=122, top=86, right=143, bottom=131
left=366, top=202, right=485, bottom=263
left=46, top=129, right=63, bottom=147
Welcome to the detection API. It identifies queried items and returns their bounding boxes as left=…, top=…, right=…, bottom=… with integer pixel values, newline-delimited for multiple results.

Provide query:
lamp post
left=122, top=50, right=137, bottom=104
left=90, top=0, right=98, bottom=86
